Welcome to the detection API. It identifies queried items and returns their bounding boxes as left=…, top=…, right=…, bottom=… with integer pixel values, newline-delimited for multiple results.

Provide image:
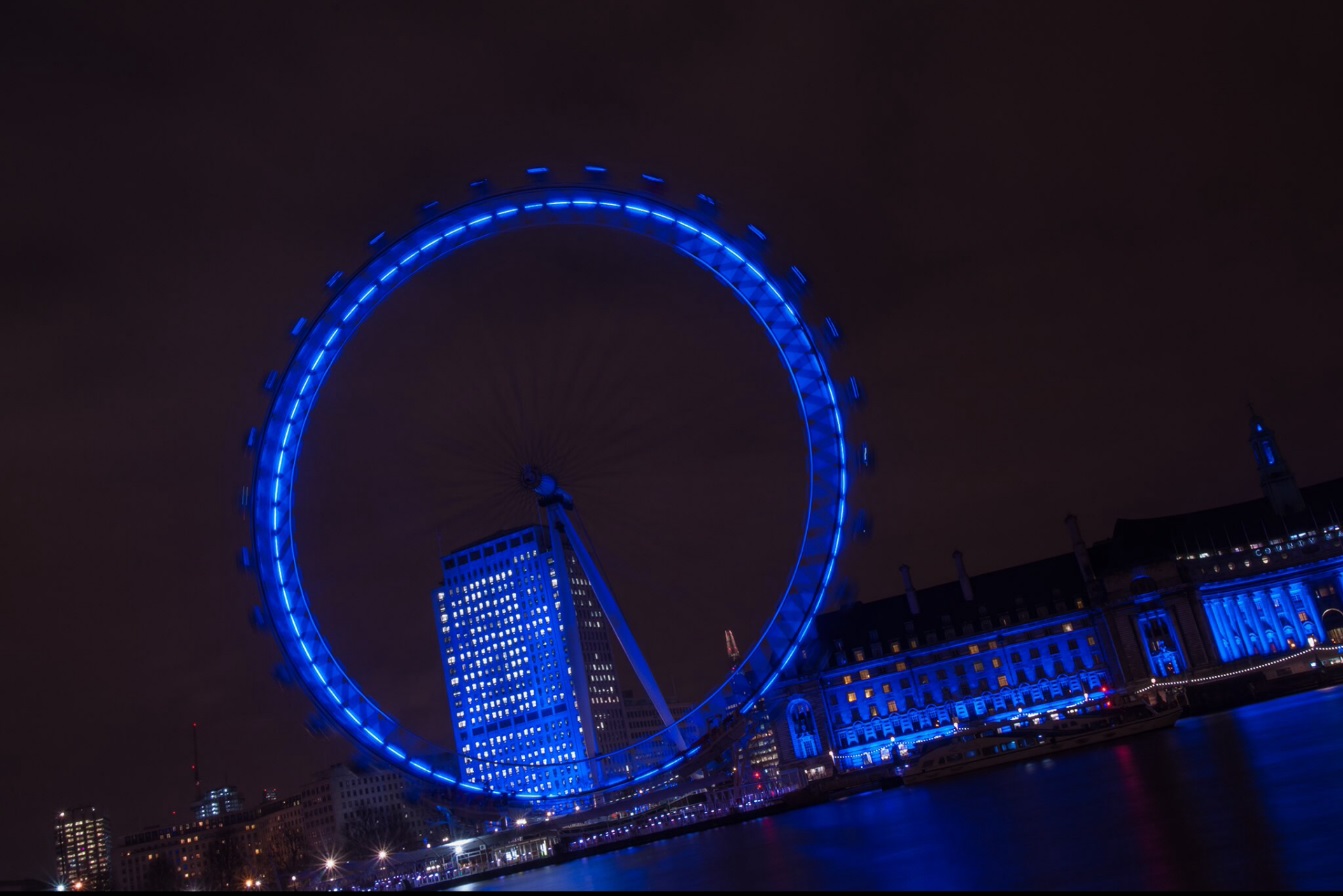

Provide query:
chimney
left=952, top=549, right=974, bottom=602
left=899, top=564, right=920, bottom=615
left=1065, top=513, right=1096, bottom=584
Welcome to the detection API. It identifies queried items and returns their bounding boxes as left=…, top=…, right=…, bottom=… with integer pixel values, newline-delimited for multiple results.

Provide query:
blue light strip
left=251, top=181, right=848, bottom=806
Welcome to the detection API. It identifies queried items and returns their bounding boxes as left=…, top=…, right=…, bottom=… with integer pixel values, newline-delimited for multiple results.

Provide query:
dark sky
left=5, top=0, right=1343, bottom=881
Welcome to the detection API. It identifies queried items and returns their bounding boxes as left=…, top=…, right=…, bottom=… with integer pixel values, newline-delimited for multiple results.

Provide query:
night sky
left=5, top=1, right=1343, bottom=882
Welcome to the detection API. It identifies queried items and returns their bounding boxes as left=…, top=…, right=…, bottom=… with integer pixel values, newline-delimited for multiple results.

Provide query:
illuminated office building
left=55, top=806, right=110, bottom=891
left=433, top=525, right=627, bottom=798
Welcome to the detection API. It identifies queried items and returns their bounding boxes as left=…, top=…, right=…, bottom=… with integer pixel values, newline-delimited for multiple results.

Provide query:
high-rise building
left=433, top=524, right=628, bottom=798
left=54, top=807, right=110, bottom=891
left=192, top=785, right=244, bottom=820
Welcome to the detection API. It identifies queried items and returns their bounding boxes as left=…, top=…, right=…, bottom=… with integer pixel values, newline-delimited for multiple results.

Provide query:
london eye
left=244, top=168, right=854, bottom=809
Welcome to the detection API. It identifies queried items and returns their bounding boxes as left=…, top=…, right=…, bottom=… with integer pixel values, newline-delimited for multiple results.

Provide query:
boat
left=895, top=697, right=1182, bottom=784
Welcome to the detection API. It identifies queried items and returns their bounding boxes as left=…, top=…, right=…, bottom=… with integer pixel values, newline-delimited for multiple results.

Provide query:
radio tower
left=725, top=629, right=741, bottom=670
left=191, top=722, right=202, bottom=802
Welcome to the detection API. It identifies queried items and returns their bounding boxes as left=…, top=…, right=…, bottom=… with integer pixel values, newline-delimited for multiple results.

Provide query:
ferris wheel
left=243, top=167, right=859, bottom=806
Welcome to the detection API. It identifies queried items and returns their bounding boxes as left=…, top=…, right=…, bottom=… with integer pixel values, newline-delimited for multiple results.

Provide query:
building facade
left=767, top=412, right=1343, bottom=772
left=433, top=525, right=628, bottom=799
left=55, top=807, right=110, bottom=891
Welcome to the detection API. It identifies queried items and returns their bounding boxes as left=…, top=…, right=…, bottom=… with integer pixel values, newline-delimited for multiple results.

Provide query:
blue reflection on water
left=449, top=686, right=1343, bottom=891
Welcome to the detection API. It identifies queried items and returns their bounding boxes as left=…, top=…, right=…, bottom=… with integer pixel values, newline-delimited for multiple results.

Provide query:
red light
left=1105, top=700, right=1112, bottom=708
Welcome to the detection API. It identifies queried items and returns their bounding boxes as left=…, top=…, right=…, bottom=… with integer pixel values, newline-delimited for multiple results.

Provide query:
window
left=869, top=705, right=879, bottom=719
left=841, top=674, right=853, bottom=685
left=847, top=692, right=857, bottom=703
left=972, top=661, right=984, bottom=672
left=853, top=649, right=866, bottom=662
left=864, top=687, right=874, bottom=699
left=895, top=661, right=907, bottom=672
left=859, top=669, right=871, bottom=680
left=997, top=675, right=1009, bottom=688
left=968, top=644, right=980, bottom=654
left=887, top=700, right=898, bottom=714
left=881, top=682, right=892, bottom=694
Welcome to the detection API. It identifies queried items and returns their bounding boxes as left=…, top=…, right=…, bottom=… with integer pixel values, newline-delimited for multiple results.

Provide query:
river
left=445, top=685, right=1343, bottom=890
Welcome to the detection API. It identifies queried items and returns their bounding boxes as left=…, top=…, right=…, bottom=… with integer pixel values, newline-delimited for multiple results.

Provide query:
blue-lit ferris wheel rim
left=249, top=182, right=848, bottom=802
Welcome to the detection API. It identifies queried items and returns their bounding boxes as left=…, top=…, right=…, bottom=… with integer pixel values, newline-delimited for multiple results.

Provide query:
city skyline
left=5, top=0, right=1343, bottom=883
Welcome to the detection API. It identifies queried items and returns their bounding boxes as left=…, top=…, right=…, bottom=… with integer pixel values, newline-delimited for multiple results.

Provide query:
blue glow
left=526, top=167, right=548, bottom=175
left=1265, top=442, right=1277, bottom=465
left=584, top=165, right=607, bottom=173
left=791, top=265, right=807, bottom=284
left=290, top=318, right=306, bottom=336
left=825, top=317, right=840, bottom=339
left=697, top=193, right=715, bottom=205
left=469, top=179, right=487, bottom=188
left=344, top=707, right=360, bottom=725
left=249, top=183, right=848, bottom=806
left=325, top=272, right=343, bottom=289
left=368, top=232, right=385, bottom=246
left=365, top=727, right=385, bottom=745
left=641, top=173, right=664, bottom=183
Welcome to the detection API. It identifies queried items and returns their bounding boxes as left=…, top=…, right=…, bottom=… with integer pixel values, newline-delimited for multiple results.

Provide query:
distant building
left=113, top=794, right=302, bottom=892
left=192, top=785, right=243, bottom=820
left=433, top=525, right=629, bottom=799
left=54, top=807, right=109, bottom=891
left=299, top=762, right=444, bottom=857
left=771, top=410, right=1343, bottom=772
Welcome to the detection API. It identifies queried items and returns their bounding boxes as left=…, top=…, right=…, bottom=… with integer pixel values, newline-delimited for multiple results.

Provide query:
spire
left=1248, top=408, right=1305, bottom=517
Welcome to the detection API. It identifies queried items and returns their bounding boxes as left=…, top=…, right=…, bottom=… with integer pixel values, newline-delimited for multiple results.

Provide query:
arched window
left=787, top=698, right=821, bottom=760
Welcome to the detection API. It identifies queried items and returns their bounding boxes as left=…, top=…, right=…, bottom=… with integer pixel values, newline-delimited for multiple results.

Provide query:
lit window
left=846, top=692, right=857, bottom=703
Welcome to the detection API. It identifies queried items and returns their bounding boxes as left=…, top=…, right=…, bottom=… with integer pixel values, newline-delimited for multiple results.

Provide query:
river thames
left=446, top=685, right=1343, bottom=890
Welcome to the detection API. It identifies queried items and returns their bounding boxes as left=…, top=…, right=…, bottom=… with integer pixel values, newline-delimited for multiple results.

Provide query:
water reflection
left=450, top=686, right=1343, bottom=891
